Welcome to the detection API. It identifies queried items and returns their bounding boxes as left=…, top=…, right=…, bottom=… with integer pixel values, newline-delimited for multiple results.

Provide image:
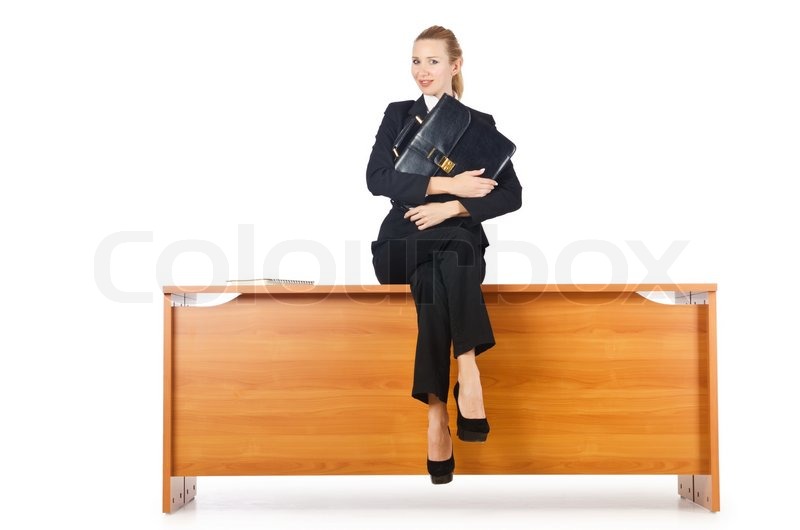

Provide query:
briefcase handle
left=392, top=115, right=424, bottom=159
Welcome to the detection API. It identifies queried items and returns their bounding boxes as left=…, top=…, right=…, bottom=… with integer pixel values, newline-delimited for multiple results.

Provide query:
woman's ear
left=451, top=57, right=462, bottom=76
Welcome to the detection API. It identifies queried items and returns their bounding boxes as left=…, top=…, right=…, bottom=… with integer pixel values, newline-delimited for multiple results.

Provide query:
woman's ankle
left=456, top=350, right=481, bottom=383
left=427, top=394, right=449, bottom=425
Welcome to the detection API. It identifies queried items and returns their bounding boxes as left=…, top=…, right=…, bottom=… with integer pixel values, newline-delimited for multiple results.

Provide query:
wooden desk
left=162, top=284, right=718, bottom=513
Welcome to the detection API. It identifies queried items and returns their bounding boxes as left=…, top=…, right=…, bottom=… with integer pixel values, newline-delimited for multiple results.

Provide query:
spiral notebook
left=226, top=278, right=315, bottom=286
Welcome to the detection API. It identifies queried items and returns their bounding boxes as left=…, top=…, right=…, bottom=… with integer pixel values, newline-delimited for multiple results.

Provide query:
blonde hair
left=415, top=25, right=464, bottom=100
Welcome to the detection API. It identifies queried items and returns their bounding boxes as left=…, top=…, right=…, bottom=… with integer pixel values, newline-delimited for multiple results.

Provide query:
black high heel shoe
left=427, top=428, right=454, bottom=485
left=454, top=381, right=490, bottom=442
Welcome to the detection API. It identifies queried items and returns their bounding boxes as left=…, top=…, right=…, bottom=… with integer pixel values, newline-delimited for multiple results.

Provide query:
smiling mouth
left=419, top=80, right=432, bottom=86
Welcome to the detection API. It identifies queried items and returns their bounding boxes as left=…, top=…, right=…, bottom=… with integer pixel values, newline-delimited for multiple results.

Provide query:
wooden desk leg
left=705, top=291, right=720, bottom=511
left=163, top=293, right=198, bottom=513
left=676, top=290, right=720, bottom=512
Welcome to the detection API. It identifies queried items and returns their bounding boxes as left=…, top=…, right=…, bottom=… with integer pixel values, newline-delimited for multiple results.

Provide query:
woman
left=366, top=25, right=522, bottom=484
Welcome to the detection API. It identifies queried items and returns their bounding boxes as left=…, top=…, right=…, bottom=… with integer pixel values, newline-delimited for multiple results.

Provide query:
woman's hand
left=404, top=201, right=466, bottom=230
left=428, top=169, right=498, bottom=198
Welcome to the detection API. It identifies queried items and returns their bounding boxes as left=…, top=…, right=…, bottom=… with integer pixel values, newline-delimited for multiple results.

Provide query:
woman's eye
left=430, top=60, right=439, bottom=65
left=412, top=59, right=419, bottom=65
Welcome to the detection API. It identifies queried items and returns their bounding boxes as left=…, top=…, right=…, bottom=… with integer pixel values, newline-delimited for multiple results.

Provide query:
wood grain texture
left=168, top=290, right=710, bottom=477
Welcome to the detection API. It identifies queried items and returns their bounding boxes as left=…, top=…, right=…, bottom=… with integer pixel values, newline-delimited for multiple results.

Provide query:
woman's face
left=411, top=39, right=460, bottom=99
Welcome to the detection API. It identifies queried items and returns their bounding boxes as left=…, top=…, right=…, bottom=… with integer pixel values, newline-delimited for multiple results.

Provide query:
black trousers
left=372, top=225, right=495, bottom=404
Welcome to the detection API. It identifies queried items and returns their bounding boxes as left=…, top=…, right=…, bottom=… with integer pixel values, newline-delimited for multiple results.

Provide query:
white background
left=1, top=1, right=798, bottom=528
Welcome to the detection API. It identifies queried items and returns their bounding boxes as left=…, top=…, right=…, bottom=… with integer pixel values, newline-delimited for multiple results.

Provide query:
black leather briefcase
left=393, top=93, right=516, bottom=182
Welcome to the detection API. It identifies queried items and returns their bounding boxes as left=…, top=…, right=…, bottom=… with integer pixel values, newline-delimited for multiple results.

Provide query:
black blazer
left=366, top=95, right=523, bottom=249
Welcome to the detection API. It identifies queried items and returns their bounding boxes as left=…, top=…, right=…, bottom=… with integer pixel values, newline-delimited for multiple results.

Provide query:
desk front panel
left=169, top=291, right=710, bottom=476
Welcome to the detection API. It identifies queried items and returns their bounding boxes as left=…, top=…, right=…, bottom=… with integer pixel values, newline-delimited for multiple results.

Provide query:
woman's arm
left=457, top=159, right=523, bottom=226
left=366, top=102, right=431, bottom=206
left=405, top=161, right=522, bottom=231
left=426, top=110, right=523, bottom=226
left=426, top=171, right=496, bottom=197
left=403, top=200, right=469, bottom=231
left=367, top=102, right=522, bottom=228
left=367, top=102, right=499, bottom=206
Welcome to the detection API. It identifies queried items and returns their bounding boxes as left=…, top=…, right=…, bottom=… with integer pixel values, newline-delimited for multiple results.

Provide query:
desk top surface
left=163, top=283, right=717, bottom=295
